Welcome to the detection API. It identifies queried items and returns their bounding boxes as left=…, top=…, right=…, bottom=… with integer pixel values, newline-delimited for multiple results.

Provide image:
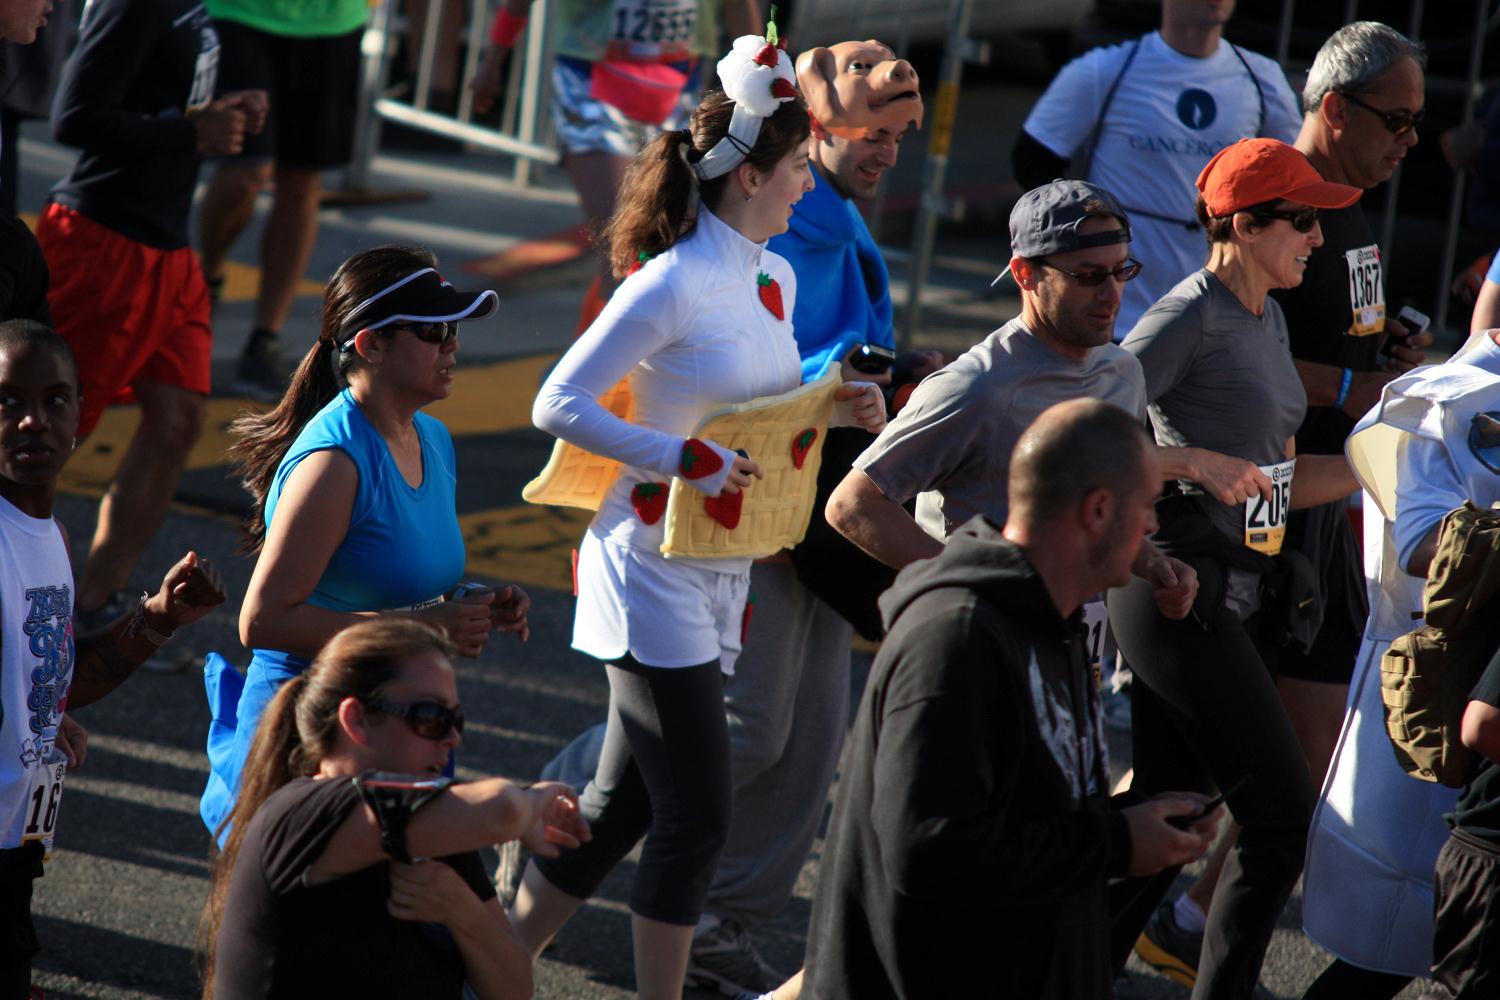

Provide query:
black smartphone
left=848, top=343, right=896, bottom=375
left=1167, top=775, right=1249, bottom=829
left=1382, top=303, right=1430, bottom=357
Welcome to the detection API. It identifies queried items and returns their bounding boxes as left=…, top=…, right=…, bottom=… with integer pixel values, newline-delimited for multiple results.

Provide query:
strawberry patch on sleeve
left=790, top=427, right=817, bottom=470
left=756, top=271, right=784, bottom=321
left=704, top=490, right=744, bottom=530
left=679, top=438, right=725, bottom=480
left=630, top=482, right=668, bottom=524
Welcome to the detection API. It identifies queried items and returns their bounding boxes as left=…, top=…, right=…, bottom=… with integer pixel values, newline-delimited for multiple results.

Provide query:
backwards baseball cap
left=337, top=268, right=499, bottom=350
left=994, top=180, right=1132, bottom=287
left=1196, top=138, right=1362, bottom=216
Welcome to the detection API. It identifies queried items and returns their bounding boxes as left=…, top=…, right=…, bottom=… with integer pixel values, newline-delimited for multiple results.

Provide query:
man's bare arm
left=826, top=469, right=942, bottom=570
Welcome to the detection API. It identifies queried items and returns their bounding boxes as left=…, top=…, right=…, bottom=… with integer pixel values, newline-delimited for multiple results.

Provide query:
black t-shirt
left=213, top=776, right=496, bottom=1000
left=47, top=0, right=217, bottom=249
left=1449, top=653, right=1500, bottom=844
left=1271, top=202, right=1384, bottom=456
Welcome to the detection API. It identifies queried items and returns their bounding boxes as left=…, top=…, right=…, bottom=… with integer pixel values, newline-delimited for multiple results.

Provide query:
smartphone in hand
left=1167, top=775, right=1249, bottom=829
left=1382, top=303, right=1431, bottom=357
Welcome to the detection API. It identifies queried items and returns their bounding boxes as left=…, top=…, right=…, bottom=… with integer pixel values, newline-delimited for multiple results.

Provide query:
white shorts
left=573, top=530, right=750, bottom=673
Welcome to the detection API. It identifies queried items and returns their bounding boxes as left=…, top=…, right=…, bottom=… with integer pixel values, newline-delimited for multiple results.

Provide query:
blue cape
left=769, top=167, right=893, bottom=381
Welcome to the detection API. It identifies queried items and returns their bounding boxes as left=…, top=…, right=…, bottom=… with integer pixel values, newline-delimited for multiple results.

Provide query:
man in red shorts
left=36, top=0, right=264, bottom=664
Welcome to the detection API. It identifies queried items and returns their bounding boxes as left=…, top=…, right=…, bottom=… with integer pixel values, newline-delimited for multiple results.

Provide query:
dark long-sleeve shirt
left=48, top=0, right=218, bottom=249
left=804, top=520, right=1130, bottom=1000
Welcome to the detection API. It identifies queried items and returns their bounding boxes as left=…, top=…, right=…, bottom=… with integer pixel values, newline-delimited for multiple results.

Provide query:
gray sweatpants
left=708, top=560, right=852, bottom=927
left=540, top=561, right=854, bottom=930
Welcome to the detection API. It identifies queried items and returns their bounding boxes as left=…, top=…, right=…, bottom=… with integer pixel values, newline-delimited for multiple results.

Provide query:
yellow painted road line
left=62, top=352, right=563, bottom=495
left=461, top=504, right=591, bottom=595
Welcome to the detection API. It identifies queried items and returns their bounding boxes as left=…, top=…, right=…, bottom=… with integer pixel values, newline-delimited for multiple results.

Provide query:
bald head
left=1008, top=399, right=1152, bottom=529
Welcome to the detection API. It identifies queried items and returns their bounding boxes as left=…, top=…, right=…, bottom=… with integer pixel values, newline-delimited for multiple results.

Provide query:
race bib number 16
left=1345, top=244, right=1385, bottom=337
left=1244, top=459, right=1295, bottom=556
left=21, top=751, right=66, bottom=860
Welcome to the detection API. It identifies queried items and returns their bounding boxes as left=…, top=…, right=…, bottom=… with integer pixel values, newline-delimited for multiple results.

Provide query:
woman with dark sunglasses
left=1108, top=138, right=1365, bottom=1000
left=200, top=618, right=589, bottom=999
left=199, top=244, right=533, bottom=844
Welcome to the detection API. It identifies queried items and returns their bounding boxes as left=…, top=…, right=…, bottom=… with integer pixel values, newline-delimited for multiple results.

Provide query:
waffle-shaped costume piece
left=525, top=367, right=840, bottom=559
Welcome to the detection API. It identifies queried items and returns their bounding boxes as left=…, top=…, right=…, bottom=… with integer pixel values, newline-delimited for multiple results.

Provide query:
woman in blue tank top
left=200, top=244, right=531, bottom=842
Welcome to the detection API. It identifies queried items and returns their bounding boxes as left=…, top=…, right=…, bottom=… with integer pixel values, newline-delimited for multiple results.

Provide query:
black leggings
left=533, top=654, right=731, bottom=926
left=1108, top=558, right=1316, bottom=1000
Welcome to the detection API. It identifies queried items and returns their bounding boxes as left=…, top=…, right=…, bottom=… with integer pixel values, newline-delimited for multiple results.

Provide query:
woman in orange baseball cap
left=1108, top=137, right=1367, bottom=997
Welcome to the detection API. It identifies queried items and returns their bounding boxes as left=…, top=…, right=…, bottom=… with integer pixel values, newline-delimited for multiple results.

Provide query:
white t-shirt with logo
left=0, top=496, right=74, bottom=854
left=1023, top=31, right=1302, bottom=338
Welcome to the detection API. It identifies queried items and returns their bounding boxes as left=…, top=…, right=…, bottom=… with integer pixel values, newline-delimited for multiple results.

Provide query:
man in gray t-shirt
left=827, top=179, right=1268, bottom=582
left=858, top=316, right=1147, bottom=539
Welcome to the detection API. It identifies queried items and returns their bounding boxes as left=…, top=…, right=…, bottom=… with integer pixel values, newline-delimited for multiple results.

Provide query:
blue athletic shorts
left=550, top=55, right=700, bottom=158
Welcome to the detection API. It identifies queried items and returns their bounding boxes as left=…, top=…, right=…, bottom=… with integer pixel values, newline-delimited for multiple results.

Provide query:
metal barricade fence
left=343, top=0, right=562, bottom=197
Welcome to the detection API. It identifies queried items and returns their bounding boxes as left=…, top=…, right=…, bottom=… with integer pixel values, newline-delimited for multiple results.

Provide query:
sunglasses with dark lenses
left=1248, top=207, right=1321, bottom=233
left=1033, top=258, right=1144, bottom=287
left=365, top=698, right=465, bottom=741
left=1338, top=91, right=1425, bottom=136
left=392, top=321, right=459, bottom=345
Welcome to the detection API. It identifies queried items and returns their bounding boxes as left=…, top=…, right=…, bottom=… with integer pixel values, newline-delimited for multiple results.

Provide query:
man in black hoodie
left=803, top=398, right=1221, bottom=1000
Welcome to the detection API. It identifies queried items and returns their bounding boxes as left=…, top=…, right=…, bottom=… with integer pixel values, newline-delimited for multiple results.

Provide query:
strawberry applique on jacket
left=704, top=490, right=744, bottom=530
left=757, top=271, right=784, bottom=321
left=631, top=482, right=668, bottom=525
left=679, top=438, right=724, bottom=480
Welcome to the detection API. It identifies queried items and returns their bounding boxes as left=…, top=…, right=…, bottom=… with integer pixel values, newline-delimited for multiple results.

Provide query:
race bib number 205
left=1244, top=459, right=1295, bottom=555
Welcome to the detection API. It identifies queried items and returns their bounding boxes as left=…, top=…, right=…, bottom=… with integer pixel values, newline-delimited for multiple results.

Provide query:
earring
left=745, top=192, right=754, bottom=203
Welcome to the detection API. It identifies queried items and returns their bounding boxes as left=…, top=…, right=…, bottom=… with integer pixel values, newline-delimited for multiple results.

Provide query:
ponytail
left=606, top=128, right=698, bottom=279
left=606, top=91, right=810, bottom=280
left=227, top=342, right=343, bottom=552
left=198, top=673, right=310, bottom=997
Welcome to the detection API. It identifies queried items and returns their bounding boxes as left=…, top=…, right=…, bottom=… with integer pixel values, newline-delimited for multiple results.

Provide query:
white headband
left=692, top=32, right=798, bottom=182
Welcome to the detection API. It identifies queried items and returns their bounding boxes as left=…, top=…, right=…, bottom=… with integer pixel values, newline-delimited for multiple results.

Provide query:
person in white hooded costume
left=1301, top=330, right=1500, bottom=997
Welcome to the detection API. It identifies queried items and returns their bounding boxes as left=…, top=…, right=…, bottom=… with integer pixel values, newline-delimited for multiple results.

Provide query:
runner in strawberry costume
left=522, top=20, right=885, bottom=997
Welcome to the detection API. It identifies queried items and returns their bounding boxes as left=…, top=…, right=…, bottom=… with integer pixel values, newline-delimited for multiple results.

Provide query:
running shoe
left=233, top=330, right=286, bottom=403
left=686, top=916, right=786, bottom=997
left=1134, top=898, right=1203, bottom=989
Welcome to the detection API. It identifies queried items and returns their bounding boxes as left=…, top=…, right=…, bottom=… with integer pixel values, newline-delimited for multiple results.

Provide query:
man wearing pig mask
left=683, top=37, right=932, bottom=998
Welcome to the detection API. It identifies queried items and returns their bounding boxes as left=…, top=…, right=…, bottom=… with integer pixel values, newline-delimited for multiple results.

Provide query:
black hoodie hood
left=878, top=515, right=1071, bottom=638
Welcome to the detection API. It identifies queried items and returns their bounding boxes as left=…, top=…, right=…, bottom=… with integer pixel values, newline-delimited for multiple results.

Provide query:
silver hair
left=1302, top=21, right=1426, bottom=115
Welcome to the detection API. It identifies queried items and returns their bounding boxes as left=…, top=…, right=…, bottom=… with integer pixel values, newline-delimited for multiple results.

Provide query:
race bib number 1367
left=1345, top=244, right=1385, bottom=337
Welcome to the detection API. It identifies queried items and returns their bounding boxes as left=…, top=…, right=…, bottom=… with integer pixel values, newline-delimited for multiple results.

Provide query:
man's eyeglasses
left=1032, top=258, right=1144, bottom=287
left=1247, top=206, right=1321, bottom=233
left=1338, top=91, right=1425, bottom=136
left=365, top=698, right=465, bottom=741
left=393, top=321, right=459, bottom=345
